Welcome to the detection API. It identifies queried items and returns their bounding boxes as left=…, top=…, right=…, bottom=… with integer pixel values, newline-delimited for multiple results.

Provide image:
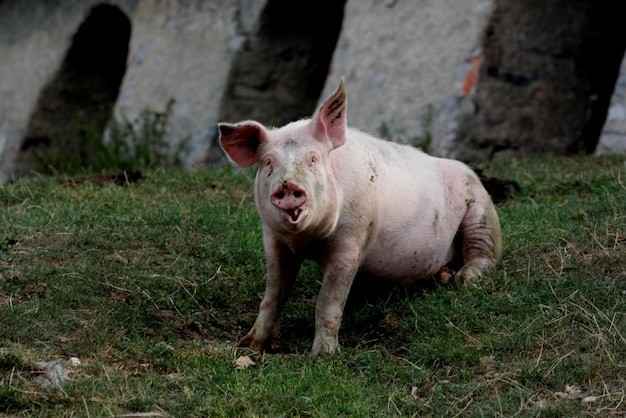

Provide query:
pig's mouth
left=280, top=206, right=306, bottom=228
left=283, top=207, right=306, bottom=226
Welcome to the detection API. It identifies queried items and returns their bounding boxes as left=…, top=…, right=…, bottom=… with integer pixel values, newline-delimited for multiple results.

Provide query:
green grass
left=0, top=155, right=625, bottom=417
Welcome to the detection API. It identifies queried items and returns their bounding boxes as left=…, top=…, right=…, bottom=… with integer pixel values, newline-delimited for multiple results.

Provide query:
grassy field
left=0, top=155, right=624, bottom=417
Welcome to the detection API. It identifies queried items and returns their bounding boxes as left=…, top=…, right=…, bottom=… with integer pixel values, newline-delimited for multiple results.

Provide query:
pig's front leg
left=312, top=248, right=361, bottom=356
left=236, top=234, right=301, bottom=352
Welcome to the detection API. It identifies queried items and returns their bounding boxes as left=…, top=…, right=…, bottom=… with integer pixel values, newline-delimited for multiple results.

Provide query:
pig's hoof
left=436, top=267, right=456, bottom=284
left=455, top=265, right=482, bottom=283
left=311, top=336, right=339, bottom=356
left=236, top=334, right=279, bottom=352
left=236, top=335, right=264, bottom=351
left=310, top=346, right=338, bottom=357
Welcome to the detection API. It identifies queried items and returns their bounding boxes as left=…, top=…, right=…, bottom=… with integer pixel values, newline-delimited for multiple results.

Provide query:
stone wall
left=320, top=0, right=492, bottom=147
left=0, top=0, right=625, bottom=181
left=0, top=0, right=254, bottom=179
left=217, top=0, right=346, bottom=142
left=597, top=59, right=626, bottom=155
left=322, top=0, right=626, bottom=161
left=464, top=0, right=626, bottom=160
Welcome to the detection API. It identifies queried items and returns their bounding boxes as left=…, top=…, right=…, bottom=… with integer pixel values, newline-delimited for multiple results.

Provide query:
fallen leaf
left=235, top=355, right=256, bottom=370
left=535, top=398, right=551, bottom=408
left=556, top=384, right=583, bottom=399
left=483, top=371, right=499, bottom=381
left=565, top=384, right=582, bottom=397
left=582, top=396, right=598, bottom=403
left=479, top=355, right=495, bottom=368
left=31, top=361, right=70, bottom=388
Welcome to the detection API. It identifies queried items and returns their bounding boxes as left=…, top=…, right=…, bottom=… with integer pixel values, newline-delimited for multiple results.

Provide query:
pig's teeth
left=288, top=208, right=300, bottom=222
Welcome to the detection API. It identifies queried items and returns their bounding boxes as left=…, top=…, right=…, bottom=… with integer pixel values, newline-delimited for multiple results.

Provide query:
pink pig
left=218, top=79, right=502, bottom=355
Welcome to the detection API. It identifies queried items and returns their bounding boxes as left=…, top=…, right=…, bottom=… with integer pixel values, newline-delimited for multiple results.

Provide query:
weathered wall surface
left=322, top=0, right=626, bottom=161
left=218, top=0, right=346, bottom=132
left=320, top=0, right=492, bottom=146
left=115, top=0, right=263, bottom=167
left=597, top=60, right=626, bottom=155
left=464, top=0, right=626, bottom=161
left=0, top=1, right=82, bottom=171
left=0, top=0, right=260, bottom=179
left=1, top=0, right=625, bottom=181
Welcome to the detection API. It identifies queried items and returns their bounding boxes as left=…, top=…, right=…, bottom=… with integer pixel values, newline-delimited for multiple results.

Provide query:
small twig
left=82, top=396, right=91, bottom=418
left=395, top=355, right=422, bottom=371
left=617, top=170, right=626, bottom=191
left=544, top=349, right=575, bottom=378
left=444, top=316, right=483, bottom=349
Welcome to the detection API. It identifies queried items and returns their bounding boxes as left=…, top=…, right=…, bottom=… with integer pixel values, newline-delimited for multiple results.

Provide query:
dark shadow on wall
left=211, top=0, right=347, bottom=164
left=577, top=4, right=626, bottom=153
left=471, top=0, right=626, bottom=158
left=14, top=3, right=131, bottom=175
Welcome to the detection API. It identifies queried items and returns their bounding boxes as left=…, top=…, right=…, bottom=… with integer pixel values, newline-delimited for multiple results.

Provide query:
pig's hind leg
left=455, top=196, right=502, bottom=282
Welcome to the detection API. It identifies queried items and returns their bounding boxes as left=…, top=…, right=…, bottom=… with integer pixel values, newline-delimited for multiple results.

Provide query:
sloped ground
left=0, top=155, right=624, bottom=416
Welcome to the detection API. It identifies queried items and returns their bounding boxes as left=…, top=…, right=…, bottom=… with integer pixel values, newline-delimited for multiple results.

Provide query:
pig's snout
left=271, top=180, right=308, bottom=222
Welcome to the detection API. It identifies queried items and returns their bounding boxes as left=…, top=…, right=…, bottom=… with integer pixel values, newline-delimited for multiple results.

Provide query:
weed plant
left=103, top=99, right=187, bottom=171
left=0, top=155, right=624, bottom=416
left=31, top=100, right=187, bottom=176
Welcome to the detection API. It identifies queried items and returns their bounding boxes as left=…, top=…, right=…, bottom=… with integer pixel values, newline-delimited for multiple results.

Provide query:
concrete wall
left=320, top=0, right=492, bottom=146
left=116, top=0, right=266, bottom=167
left=597, top=59, right=626, bottom=155
left=0, top=0, right=262, bottom=178
left=0, top=0, right=624, bottom=181
left=321, top=0, right=626, bottom=159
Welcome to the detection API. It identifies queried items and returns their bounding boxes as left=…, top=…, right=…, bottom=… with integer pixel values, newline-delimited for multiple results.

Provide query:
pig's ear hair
left=218, top=121, right=268, bottom=168
left=313, top=77, right=347, bottom=149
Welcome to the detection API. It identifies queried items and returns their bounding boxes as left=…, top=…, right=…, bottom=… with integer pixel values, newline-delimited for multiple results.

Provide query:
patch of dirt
left=58, top=169, right=143, bottom=186
left=473, top=167, right=520, bottom=203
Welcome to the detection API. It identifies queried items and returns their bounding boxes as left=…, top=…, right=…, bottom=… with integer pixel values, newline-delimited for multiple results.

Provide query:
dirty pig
left=218, top=78, right=502, bottom=356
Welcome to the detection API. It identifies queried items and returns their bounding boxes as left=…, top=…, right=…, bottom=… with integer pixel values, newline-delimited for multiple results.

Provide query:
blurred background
left=0, top=0, right=624, bottom=180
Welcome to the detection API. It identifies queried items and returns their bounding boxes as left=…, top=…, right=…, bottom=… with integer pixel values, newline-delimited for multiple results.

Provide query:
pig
left=218, top=78, right=502, bottom=355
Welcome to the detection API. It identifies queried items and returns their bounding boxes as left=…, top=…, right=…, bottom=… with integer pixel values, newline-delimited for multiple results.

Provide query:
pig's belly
left=359, top=232, right=456, bottom=285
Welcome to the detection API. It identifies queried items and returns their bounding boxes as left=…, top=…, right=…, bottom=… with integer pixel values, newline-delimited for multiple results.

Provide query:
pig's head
left=218, top=79, right=348, bottom=237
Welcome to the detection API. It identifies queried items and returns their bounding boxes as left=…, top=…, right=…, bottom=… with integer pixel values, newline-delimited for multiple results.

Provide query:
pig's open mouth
left=283, top=207, right=306, bottom=225
left=285, top=208, right=304, bottom=224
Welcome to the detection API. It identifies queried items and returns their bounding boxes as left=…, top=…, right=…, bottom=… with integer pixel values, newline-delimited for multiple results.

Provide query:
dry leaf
left=235, top=355, right=256, bottom=370
left=535, top=398, right=551, bottom=408
left=582, top=396, right=598, bottom=403
left=483, top=371, right=499, bottom=381
left=556, top=384, right=582, bottom=399
left=479, top=355, right=494, bottom=368
left=565, top=384, right=582, bottom=397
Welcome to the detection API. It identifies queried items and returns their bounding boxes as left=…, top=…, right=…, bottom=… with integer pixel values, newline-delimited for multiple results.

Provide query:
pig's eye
left=309, top=154, right=319, bottom=165
left=264, top=159, right=273, bottom=175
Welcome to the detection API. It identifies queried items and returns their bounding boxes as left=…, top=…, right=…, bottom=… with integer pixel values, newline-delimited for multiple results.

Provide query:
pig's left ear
left=218, top=121, right=268, bottom=167
left=312, top=78, right=347, bottom=149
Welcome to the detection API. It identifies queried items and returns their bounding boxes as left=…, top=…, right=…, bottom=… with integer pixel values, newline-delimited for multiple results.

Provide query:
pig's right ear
left=218, top=121, right=268, bottom=167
